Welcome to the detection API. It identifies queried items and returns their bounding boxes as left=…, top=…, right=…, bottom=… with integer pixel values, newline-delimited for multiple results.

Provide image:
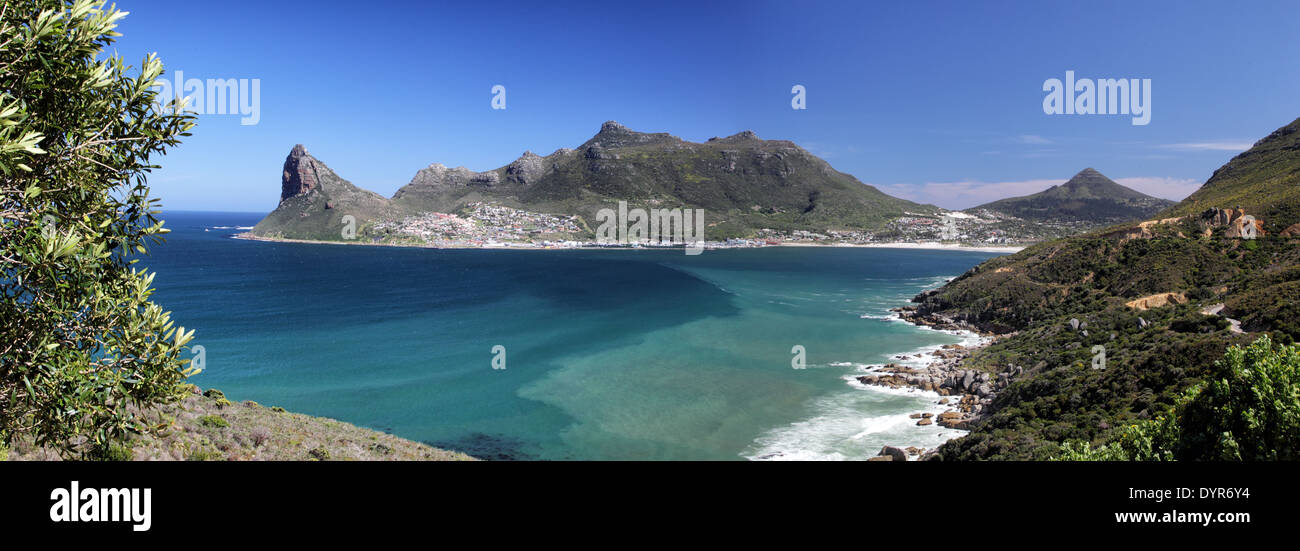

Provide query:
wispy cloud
left=1016, top=134, right=1052, bottom=145
left=879, top=175, right=1201, bottom=210
left=1112, top=177, right=1201, bottom=201
left=1157, top=142, right=1252, bottom=152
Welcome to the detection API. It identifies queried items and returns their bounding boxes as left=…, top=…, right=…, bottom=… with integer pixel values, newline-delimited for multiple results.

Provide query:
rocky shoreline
left=857, top=306, right=1021, bottom=461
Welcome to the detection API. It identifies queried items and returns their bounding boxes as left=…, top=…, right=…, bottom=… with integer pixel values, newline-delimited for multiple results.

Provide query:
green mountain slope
left=251, top=122, right=939, bottom=241
left=1156, top=116, right=1300, bottom=234
left=969, top=168, right=1175, bottom=225
left=907, top=116, right=1300, bottom=460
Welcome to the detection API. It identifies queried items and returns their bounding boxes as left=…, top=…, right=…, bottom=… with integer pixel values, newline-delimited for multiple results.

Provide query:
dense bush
left=0, top=0, right=197, bottom=457
left=1056, top=336, right=1300, bottom=460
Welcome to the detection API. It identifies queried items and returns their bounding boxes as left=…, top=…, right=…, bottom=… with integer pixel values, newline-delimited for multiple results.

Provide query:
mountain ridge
left=251, top=121, right=941, bottom=241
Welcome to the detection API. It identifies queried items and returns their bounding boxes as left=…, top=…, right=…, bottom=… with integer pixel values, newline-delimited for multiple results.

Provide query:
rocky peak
left=583, top=120, right=681, bottom=149
left=506, top=150, right=545, bottom=184
left=281, top=144, right=320, bottom=202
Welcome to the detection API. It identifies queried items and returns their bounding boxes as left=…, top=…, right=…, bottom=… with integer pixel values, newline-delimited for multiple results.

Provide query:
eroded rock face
left=1125, top=292, right=1188, bottom=311
left=281, top=144, right=319, bottom=202
left=1200, top=207, right=1266, bottom=238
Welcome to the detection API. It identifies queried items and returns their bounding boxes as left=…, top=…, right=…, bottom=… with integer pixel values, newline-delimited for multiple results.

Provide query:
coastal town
left=356, top=202, right=1053, bottom=250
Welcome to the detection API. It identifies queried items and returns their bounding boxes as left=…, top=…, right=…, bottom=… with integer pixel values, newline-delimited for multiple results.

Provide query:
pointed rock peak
left=601, top=120, right=628, bottom=132
left=282, top=144, right=320, bottom=202
left=519, top=150, right=540, bottom=159
left=733, top=130, right=759, bottom=140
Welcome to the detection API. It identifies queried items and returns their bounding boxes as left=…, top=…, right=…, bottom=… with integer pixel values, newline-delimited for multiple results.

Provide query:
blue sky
left=111, top=0, right=1300, bottom=211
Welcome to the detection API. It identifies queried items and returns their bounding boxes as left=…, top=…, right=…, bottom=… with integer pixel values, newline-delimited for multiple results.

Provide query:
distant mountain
left=250, top=121, right=939, bottom=241
left=969, top=168, right=1175, bottom=226
left=904, top=115, right=1300, bottom=461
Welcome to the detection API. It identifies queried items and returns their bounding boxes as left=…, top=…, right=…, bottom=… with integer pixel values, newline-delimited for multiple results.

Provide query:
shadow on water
left=426, top=433, right=551, bottom=461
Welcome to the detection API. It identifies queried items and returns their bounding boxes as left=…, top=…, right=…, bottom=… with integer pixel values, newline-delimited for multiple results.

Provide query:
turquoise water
left=148, top=211, right=1004, bottom=460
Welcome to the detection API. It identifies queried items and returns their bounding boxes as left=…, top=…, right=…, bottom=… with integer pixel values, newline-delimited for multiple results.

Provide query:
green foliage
left=1056, top=336, right=1300, bottom=460
left=1176, top=335, right=1300, bottom=460
left=198, top=414, right=229, bottom=429
left=0, top=1, right=197, bottom=458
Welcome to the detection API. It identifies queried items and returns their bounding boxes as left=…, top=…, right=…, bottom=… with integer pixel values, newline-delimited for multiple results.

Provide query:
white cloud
left=1157, top=142, right=1252, bottom=152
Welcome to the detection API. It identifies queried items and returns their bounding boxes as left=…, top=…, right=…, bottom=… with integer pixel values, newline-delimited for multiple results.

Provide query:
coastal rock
left=916, top=418, right=933, bottom=426
left=879, top=446, right=909, bottom=462
left=867, top=456, right=893, bottom=461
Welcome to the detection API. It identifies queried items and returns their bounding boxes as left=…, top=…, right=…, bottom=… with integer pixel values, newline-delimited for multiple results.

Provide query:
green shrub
left=1176, top=335, right=1300, bottom=460
left=198, top=415, right=229, bottom=429
left=185, top=445, right=224, bottom=461
left=0, top=0, right=198, bottom=459
left=1057, top=336, right=1300, bottom=460
left=308, top=446, right=330, bottom=461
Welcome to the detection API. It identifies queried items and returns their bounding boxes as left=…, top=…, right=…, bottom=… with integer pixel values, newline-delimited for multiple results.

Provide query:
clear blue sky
left=110, top=0, right=1300, bottom=211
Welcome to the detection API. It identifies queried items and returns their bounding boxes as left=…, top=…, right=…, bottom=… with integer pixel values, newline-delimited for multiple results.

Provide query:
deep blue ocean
left=144, top=211, right=1004, bottom=460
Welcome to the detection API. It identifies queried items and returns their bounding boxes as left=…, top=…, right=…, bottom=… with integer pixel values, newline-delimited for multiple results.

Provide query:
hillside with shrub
left=910, top=116, right=1300, bottom=460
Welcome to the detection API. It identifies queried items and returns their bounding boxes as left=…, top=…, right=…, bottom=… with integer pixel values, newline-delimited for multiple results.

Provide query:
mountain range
left=252, top=122, right=943, bottom=241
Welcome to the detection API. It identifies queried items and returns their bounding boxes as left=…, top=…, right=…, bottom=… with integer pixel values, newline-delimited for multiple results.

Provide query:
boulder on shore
left=879, top=446, right=909, bottom=462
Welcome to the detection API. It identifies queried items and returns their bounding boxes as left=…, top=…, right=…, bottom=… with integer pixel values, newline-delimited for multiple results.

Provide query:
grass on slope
left=3, top=386, right=475, bottom=461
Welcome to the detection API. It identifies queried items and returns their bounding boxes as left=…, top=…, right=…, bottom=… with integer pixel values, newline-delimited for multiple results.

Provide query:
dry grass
left=5, top=386, right=475, bottom=461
